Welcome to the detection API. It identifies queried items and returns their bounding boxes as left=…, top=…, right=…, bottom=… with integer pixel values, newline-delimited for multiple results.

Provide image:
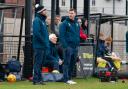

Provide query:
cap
left=35, top=4, right=46, bottom=13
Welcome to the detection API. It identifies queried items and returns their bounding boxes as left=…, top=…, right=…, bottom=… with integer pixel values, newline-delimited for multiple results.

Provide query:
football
left=7, top=74, right=16, bottom=82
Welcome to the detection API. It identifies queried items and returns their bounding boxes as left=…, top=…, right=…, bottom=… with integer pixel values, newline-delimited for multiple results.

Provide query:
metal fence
left=0, top=5, right=25, bottom=64
left=0, top=39, right=25, bottom=64
left=90, top=19, right=128, bottom=61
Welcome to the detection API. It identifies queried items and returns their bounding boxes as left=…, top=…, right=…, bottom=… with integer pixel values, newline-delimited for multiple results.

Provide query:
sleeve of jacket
left=54, top=48, right=60, bottom=61
left=59, top=22, right=68, bottom=49
left=80, top=27, right=88, bottom=40
left=46, top=55, right=59, bottom=62
left=33, top=19, right=49, bottom=49
left=46, top=48, right=59, bottom=62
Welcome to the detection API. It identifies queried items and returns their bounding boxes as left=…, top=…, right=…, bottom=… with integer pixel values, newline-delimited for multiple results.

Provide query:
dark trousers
left=44, top=56, right=59, bottom=70
left=63, top=47, right=78, bottom=82
left=103, top=57, right=117, bottom=69
left=33, top=49, right=46, bottom=83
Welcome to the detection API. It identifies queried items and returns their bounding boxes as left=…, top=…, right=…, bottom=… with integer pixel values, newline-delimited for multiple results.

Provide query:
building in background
left=4, top=0, right=25, bottom=18
left=42, top=0, right=126, bottom=15
left=3, top=0, right=126, bottom=16
left=91, top=0, right=126, bottom=15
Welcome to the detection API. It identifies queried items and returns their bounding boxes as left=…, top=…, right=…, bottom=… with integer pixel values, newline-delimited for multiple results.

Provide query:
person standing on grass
left=59, top=8, right=80, bottom=84
left=32, top=4, right=49, bottom=85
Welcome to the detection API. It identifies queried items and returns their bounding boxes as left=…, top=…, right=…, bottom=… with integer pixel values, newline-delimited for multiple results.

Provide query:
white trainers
left=66, top=80, right=77, bottom=84
left=52, top=70, right=60, bottom=73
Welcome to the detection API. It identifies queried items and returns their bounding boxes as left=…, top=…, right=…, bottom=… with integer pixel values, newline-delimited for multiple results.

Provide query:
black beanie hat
left=35, top=4, right=46, bottom=13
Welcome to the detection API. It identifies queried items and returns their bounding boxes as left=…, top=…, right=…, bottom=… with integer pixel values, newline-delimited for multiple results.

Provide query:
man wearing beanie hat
left=32, top=4, right=49, bottom=85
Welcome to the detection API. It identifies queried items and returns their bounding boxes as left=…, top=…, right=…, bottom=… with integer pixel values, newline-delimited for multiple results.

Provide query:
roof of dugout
left=77, top=13, right=128, bottom=24
left=91, top=13, right=128, bottom=23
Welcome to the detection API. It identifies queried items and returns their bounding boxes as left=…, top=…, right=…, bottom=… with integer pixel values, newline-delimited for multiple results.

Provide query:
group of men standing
left=32, top=4, right=80, bottom=85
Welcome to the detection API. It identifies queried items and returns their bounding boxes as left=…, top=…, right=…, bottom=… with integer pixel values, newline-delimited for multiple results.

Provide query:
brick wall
left=4, top=0, right=25, bottom=18
left=5, top=0, right=25, bottom=4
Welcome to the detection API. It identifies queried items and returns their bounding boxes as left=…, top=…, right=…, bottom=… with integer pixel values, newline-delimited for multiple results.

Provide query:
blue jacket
left=97, top=39, right=107, bottom=57
left=59, top=17, right=80, bottom=48
left=46, top=42, right=59, bottom=62
left=32, top=13, right=49, bottom=50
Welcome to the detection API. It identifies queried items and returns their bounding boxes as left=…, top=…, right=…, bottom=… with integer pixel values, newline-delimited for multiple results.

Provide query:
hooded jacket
left=32, top=13, right=49, bottom=50
left=59, top=17, right=80, bottom=48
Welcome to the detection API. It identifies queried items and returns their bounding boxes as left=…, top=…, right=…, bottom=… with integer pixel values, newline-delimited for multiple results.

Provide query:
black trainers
left=33, top=81, right=46, bottom=85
